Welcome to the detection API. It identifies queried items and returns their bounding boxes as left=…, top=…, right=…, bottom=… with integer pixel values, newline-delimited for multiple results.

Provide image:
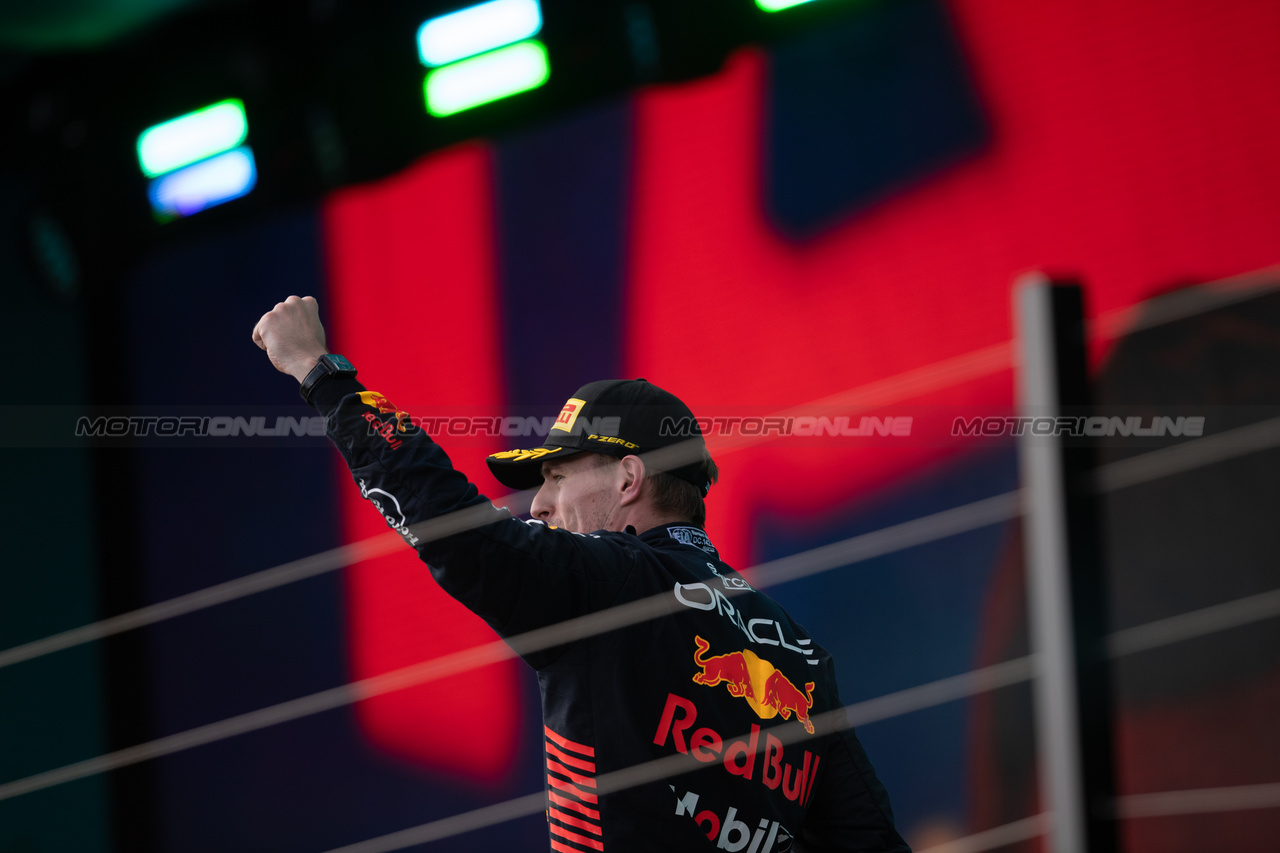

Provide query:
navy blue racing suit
left=313, top=378, right=910, bottom=853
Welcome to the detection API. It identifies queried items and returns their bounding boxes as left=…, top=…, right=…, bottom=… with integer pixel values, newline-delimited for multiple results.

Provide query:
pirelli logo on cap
left=551, top=398, right=587, bottom=433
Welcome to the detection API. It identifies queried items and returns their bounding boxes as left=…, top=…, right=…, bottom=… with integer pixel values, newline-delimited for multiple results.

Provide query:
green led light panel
left=757, top=0, right=820, bottom=11
left=136, top=99, right=248, bottom=178
left=418, top=0, right=542, bottom=67
left=424, top=40, right=549, bottom=117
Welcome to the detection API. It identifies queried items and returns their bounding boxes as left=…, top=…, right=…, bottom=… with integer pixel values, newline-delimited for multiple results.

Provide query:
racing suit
left=314, top=379, right=910, bottom=852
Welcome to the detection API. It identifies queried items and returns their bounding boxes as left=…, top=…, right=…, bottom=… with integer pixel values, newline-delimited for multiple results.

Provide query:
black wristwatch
left=299, top=353, right=357, bottom=406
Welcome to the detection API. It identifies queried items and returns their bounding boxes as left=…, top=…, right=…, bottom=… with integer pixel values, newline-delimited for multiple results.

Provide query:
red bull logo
left=691, top=635, right=815, bottom=734
left=653, top=693, right=822, bottom=806
left=358, top=391, right=411, bottom=449
left=358, top=391, right=401, bottom=415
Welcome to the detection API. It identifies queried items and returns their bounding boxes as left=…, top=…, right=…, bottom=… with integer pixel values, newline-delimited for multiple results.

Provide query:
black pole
left=1016, top=276, right=1118, bottom=853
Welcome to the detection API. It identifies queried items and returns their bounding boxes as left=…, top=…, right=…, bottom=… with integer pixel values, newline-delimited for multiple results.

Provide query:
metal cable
left=4, top=267, right=1274, bottom=670
left=6, top=403, right=1280, bottom=802
left=0, top=488, right=1019, bottom=803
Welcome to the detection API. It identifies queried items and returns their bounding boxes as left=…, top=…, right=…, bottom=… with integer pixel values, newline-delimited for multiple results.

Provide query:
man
left=254, top=295, right=910, bottom=852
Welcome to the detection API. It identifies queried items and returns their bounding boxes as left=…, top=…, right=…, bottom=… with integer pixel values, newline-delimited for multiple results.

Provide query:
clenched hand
left=252, top=295, right=330, bottom=382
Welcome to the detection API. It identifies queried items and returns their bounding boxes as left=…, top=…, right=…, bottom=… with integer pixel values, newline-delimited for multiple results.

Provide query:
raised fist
left=252, top=295, right=329, bottom=382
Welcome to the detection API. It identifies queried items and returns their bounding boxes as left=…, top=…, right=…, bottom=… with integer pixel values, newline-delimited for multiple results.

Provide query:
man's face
left=530, top=452, right=621, bottom=533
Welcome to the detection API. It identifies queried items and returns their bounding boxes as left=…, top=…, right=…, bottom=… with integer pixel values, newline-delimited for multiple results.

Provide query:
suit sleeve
left=314, top=378, right=643, bottom=667
left=797, top=668, right=912, bottom=853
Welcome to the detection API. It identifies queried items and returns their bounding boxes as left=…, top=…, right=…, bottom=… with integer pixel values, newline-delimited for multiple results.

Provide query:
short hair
left=583, top=450, right=720, bottom=528
left=647, top=451, right=719, bottom=528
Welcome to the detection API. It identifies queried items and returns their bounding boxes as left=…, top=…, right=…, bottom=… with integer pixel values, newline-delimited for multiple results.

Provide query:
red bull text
left=653, top=693, right=821, bottom=807
left=358, top=391, right=410, bottom=449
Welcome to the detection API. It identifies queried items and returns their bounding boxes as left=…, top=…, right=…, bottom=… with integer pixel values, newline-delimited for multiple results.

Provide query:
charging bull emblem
left=358, top=391, right=411, bottom=433
left=763, top=670, right=815, bottom=733
left=692, top=636, right=752, bottom=697
left=691, top=635, right=815, bottom=734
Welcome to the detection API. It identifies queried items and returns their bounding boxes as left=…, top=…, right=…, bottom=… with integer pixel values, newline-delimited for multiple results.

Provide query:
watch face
left=326, top=354, right=354, bottom=372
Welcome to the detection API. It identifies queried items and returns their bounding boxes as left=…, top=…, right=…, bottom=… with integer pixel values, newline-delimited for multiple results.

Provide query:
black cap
left=486, top=379, right=713, bottom=496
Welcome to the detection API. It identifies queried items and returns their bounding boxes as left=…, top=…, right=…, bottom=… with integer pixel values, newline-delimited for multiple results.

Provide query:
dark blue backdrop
left=114, top=1, right=995, bottom=848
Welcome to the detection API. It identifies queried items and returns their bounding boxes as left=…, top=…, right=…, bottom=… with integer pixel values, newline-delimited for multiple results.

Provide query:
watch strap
left=299, top=353, right=357, bottom=406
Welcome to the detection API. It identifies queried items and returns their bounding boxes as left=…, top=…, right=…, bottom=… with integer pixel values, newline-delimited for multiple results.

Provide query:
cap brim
left=485, top=445, right=585, bottom=491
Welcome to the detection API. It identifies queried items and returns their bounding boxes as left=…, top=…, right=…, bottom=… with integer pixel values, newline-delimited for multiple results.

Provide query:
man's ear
left=617, top=455, right=646, bottom=506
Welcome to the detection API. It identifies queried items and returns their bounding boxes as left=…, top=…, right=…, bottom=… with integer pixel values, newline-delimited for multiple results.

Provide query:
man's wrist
left=287, top=352, right=326, bottom=383
left=299, top=353, right=358, bottom=407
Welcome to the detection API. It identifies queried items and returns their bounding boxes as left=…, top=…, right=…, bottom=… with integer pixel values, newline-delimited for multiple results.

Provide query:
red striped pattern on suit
left=544, top=726, right=604, bottom=852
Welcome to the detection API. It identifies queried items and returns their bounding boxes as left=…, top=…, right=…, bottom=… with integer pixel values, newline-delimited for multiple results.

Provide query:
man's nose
left=530, top=484, right=552, bottom=520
